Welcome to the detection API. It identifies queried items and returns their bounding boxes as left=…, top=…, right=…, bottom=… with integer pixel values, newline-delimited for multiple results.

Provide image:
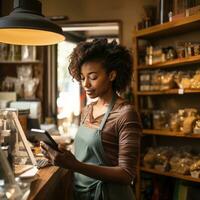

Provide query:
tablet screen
left=30, top=129, right=59, bottom=151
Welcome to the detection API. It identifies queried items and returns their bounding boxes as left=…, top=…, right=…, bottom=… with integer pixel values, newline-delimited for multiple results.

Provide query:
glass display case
left=0, top=109, right=36, bottom=169
left=0, top=108, right=37, bottom=199
left=0, top=145, right=22, bottom=199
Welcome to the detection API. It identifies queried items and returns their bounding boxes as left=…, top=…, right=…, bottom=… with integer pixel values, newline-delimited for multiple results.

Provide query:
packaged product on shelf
left=165, top=46, right=177, bottom=61
left=179, top=76, right=191, bottom=89
left=172, top=157, right=193, bottom=175
left=1, top=77, right=15, bottom=92
left=154, top=146, right=172, bottom=172
left=176, top=46, right=185, bottom=58
left=150, top=70, right=161, bottom=91
left=17, top=65, right=32, bottom=80
left=143, top=147, right=157, bottom=168
left=8, top=45, right=21, bottom=61
left=191, top=69, right=200, bottom=89
left=143, top=146, right=173, bottom=171
left=193, top=43, right=200, bottom=56
left=177, top=109, right=185, bottom=132
left=152, top=110, right=169, bottom=130
left=145, top=46, right=166, bottom=65
left=170, top=147, right=195, bottom=175
left=185, top=42, right=194, bottom=57
left=160, top=72, right=177, bottom=90
left=186, top=5, right=200, bottom=17
left=190, top=160, right=200, bottom=178
left=182, top=108, right=198, bottom=135
left=193, top=120, right=200, bottom=134
left=176, top=70, right=195, bottom=89
left=169, top=113, right=180, bottom=132
left=139, top=70, right=151, bottom=91
left=145, top=46, right=153, bottom=65
left=0, top=43, right=9, bottom=60
left=23, top=78, right=39, bottom=99
left=141, top=111, right=153, bottom=129
left=16, top=65, right=39, bottom=99
left=21, top=46, right=36, bottom=61
left=14, top=80, right=24, bottom=99
left=169, top=155, right=181, bottom=173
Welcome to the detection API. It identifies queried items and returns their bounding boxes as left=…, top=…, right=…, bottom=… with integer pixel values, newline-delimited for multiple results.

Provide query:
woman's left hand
left=40, top=141, right=78, bottom=169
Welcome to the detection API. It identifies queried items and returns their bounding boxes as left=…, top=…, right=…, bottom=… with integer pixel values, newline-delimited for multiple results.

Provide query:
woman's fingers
left=40, top=142, right=49, bottom=157
left=58, top=143, right=72, bottom=151
left=41, top=148, right=51, bottom=160
left=58, top=143, right=66, bottom=149
left=40, top=141, right=57, bottom=161
left=40, top=141, right=48, bottom=151
left=40, top=141, right=76, bottom=168
left=58, top=144, right=66, bottom=152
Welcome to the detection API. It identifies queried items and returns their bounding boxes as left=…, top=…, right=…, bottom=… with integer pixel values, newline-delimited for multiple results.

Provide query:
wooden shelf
left=143, top=129, right=200, bottom=138
left=138, top=55, right=200, bottom=70
left=134, top=13, right=200, bottom=39
left=137, top=89, right=200, bottom=95
left=141, top=167, right=200, bottom=183
left=0, top=60, right=42, bottom=64
left=133, top=11, right=200, bottom=200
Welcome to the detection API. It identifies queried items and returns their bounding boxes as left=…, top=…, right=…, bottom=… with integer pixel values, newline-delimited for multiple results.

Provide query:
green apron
left=74, top=96, right=135, bottom=200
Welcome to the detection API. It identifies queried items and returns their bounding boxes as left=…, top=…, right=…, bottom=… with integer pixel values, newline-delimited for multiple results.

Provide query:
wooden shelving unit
left=133, top=13, right=200, bottom=200
left=0, top=46, right=46, bottom=121
left=141, top=167, right=200, bottom=183
left=143, top=129, right=200, bottom=138
left=0, top=60, right=42, bottom=64
left=134, top=13, right=200, bottom=39
left=137, top=89, right=200, bottom=95
left=138, top=54, right=200, bottom=70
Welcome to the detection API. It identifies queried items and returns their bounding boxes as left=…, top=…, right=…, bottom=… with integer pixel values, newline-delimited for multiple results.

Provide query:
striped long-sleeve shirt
left=81, top=98, right=142, bottom=180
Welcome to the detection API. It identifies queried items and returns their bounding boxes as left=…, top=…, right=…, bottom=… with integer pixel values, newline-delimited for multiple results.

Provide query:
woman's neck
left=96, top=92, right=116, bottom=107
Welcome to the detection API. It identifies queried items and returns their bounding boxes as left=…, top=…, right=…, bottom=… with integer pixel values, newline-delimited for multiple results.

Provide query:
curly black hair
left=68, top=38, right=133, bottom=93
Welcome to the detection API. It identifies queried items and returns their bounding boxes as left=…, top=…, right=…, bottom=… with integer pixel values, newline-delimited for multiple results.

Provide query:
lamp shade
left=0, top=0, right=65, bottom=46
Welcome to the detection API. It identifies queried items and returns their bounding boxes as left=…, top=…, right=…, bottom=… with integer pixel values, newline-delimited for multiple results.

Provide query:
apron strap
left=81, top=106, right=90, bottom=125
left=99, top=94, right=117, bottom=131
left=94, top=181, right=108, bottom=200
left=81, top=102, right=94, bottom=125
left=81, top=94, right=117, bottom=129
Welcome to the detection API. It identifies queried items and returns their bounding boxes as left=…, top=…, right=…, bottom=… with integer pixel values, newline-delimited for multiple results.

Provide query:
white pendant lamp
left=0, top=0, right=65, bottom=46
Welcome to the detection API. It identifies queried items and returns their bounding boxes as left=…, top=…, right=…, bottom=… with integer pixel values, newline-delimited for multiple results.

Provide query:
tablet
left=30, top=128, right=60, bottom=152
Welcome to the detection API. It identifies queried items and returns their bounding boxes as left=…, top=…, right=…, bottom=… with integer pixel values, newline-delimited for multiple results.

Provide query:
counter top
left=28, top=166, right=73, bottom=200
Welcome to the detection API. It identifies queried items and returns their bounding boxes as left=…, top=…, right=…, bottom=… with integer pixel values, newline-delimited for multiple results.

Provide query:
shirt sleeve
left=116, top=106, right=142, bottom=179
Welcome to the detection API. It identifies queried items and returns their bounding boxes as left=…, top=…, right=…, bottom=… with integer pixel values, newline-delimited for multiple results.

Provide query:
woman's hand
left=40, top=141, right=78, bottom=170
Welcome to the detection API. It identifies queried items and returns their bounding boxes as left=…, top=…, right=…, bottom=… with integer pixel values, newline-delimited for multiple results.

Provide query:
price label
left=178, top=88, right=184, bottom=94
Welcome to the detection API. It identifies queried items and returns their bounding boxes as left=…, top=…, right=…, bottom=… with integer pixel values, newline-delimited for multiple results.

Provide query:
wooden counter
left=28, top=166, right=73, bottom=200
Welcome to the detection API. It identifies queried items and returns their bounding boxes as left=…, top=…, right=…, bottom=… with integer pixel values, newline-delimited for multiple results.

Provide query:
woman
left=41, top=39, right=142, bottom=200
